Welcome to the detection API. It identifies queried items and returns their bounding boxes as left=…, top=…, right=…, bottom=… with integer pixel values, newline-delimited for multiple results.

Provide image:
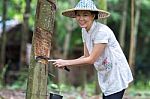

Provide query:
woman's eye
left=84, top=14, right=88, bottom=16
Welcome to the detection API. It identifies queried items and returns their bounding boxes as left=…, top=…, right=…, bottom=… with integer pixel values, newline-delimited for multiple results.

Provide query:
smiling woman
left=75, top=10, right=95, bottom=31
left=53, top=0, right=133, bottom=99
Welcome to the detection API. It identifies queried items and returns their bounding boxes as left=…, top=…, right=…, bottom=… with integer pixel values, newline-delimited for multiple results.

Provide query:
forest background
left=0, top=0, right=150, bottom=98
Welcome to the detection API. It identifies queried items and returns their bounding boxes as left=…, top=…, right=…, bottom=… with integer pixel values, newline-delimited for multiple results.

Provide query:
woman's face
left=75, top=10, right=95, bottom=31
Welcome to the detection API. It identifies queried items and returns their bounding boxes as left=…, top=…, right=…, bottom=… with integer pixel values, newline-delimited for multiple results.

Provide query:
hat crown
left=75, top=0, right=97, bottom=10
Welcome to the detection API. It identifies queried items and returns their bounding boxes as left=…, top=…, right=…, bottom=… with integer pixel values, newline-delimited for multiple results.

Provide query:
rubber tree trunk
left=26, top=0, right=56, bottom=99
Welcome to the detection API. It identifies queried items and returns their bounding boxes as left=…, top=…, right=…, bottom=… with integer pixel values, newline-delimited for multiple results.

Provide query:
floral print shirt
left=82, top=21, right=133, bottom=96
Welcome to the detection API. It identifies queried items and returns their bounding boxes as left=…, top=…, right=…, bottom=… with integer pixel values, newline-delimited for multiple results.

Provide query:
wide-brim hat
left=62, top=0, right=110, bottom=19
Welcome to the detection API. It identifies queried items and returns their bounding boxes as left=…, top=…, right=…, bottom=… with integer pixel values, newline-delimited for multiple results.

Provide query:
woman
left=53, top=0, right=133, bottom=99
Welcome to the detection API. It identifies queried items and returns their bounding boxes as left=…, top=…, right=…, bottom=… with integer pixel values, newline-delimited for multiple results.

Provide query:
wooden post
left=26, top=0, right=56, bottom=99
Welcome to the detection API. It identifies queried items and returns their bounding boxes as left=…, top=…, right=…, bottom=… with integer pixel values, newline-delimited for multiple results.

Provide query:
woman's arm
left=53, top=43, right=106, bottom=68
left=80, top=43, right=90, bottom=58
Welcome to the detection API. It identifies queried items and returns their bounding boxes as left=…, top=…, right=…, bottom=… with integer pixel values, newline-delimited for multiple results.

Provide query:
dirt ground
left=0, top=89, right=150, bottom=99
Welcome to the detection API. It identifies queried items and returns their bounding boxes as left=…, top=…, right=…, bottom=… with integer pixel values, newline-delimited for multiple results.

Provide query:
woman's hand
left=53, top=59, right=69, bottom=69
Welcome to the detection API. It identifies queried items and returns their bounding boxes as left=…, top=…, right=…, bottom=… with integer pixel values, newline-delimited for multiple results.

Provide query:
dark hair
left=74, top=10, right=98, bottom=20
left=91, top=11, right=98, bottom=20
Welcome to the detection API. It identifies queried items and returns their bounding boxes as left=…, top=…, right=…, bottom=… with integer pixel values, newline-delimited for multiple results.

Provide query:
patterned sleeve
left=94, top=29, right=109, bottom=44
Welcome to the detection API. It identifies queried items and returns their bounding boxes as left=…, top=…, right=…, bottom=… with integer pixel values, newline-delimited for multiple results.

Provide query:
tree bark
left=26, top=0, right=56, bottom=99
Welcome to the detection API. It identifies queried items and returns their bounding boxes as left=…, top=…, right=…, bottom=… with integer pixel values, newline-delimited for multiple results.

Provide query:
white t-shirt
left=82, top=21, right=133, bottom=96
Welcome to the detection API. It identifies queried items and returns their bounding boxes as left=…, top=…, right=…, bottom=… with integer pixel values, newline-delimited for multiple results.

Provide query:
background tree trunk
left=26, top=0, right=56, bottom=99
left=119, top=0, right=128, bottom=50
left=130, top=0, right=141, bottom=75
left=129, top=0, right=135, bottom=75
left=20, top=0, right=31, bottom=68
left=134, top=0, right=141, bottom=44
left=0, top=0, right=7, bottom=69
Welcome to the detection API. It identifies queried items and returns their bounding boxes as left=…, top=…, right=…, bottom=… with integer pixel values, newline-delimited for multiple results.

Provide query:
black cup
left=49, top=93, right=63, bottom=99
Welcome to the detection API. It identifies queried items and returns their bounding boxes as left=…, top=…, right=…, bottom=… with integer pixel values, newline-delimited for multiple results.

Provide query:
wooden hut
left=0, top=18, right=33, bottom=84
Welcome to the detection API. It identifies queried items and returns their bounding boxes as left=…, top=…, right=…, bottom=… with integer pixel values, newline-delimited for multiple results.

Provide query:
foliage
left=0, top=0, right=36, bottom=29
left=84, top=82, right=96, bottom=96
left=55, top=1, right=71, bottom=46
left=6, top=79, right=27, bottom=90
left=47, top=82, right=97, bottom=98
left=0, top=64, right=9, bottom=88
left=48, top=83, right=72, bottom=94
left=107, top=0, right=119, bottom=4
left=55, top=0, right=80, bottom=52
left=135, top=0, right=150, bottom=73
left=142, top=0, right=150, bottom=9
left=128, top=81, right=150, bottom=98
left=2, top=77, right=150, bottom=98
left=0, top=67, right=28, bottom=90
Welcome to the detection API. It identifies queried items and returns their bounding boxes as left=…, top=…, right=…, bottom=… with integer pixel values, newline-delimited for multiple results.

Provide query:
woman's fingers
left=53, top=59, right=63, bottom=67
left=53, top=61, right=63, bottom=68
left=52, top=61, right=70, bottom=72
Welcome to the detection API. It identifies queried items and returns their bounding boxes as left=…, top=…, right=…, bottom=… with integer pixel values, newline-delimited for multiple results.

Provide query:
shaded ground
left=0, top=89, right=150, bottom=99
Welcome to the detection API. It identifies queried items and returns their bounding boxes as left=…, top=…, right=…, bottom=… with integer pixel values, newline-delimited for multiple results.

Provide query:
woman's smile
left=79, top=21, right=86, bottom=27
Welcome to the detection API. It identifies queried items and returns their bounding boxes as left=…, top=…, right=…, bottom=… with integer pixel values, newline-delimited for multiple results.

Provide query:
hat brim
left=62, top=8, right=110, bottom=19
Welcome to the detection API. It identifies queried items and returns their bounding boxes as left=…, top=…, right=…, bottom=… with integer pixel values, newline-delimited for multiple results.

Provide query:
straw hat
left=62, top=0, right=110, bottom=19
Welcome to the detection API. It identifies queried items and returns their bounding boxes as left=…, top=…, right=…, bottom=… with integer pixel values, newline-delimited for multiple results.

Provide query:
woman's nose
left=79, top=16, right=84, bottom=20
